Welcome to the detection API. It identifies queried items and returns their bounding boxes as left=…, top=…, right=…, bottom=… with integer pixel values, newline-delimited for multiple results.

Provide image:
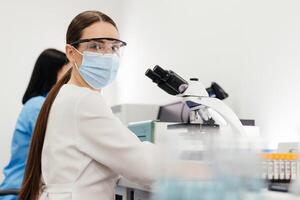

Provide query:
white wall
left=116, top=0, right=300, bottom=148
left=0, top=0, right=124, bottom=182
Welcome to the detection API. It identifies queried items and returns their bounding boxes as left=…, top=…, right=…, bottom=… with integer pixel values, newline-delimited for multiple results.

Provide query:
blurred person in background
left=0, top=48, right=69, bottom=200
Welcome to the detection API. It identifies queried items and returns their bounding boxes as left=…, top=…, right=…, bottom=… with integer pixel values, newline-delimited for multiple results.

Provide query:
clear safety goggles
left=70, top=37, right=127, bottom=56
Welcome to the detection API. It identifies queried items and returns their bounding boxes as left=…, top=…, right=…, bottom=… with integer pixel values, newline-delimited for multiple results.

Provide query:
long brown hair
left=19, top=11, right=118, bottom=200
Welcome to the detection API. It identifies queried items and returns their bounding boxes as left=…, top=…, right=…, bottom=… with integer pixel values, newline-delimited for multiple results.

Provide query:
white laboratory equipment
left=116, top=66, right=261, bottom=200
left=115, top=66, right=300, bottom=200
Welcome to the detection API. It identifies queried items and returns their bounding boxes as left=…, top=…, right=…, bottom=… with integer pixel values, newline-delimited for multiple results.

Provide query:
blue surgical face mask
left=74, top=51, right=120, bottom=89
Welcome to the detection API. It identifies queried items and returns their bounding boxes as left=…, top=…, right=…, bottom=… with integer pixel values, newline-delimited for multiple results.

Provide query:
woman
left=19, top=11, right=158, bottom=200
left=0, top=49, right=69, bottom=200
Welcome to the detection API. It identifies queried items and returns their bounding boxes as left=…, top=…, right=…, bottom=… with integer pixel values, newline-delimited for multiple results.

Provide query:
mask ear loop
left=71, top=46, right=83, bottom=71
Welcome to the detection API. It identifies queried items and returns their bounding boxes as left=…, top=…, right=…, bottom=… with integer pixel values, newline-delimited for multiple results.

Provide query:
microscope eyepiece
left=145, top=69, right=161, bottom=84
left=145, top=65, right=188, bottom=95
left=153, top=66, right=169, bottom=80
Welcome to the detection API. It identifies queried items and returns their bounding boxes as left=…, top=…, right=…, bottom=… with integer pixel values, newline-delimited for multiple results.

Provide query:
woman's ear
left=65, top=44, right=75, bottom=63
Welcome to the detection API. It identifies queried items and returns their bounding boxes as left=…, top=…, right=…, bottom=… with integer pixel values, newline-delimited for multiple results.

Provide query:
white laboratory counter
left=116, top=160, right=300, bottom=200
left=261, top=190, right=299, bottom=200
left=117, top=178, right=299, bottom=200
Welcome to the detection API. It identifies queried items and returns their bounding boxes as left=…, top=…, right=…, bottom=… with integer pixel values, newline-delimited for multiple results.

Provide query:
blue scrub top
left=0, top=96, right=45, bottom=200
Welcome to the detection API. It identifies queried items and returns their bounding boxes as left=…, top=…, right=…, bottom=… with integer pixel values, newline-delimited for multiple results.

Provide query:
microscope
left=116, top=66, right=254, bottom=200
left=145, top=65, right=246, bottom=137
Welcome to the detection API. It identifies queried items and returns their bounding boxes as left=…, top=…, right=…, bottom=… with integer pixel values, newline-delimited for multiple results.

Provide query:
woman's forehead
left=81, top=21, right=119, bottom=40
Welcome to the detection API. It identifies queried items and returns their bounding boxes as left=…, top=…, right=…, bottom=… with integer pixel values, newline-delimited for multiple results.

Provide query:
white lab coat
left=40, top=84, right=158, bottom=200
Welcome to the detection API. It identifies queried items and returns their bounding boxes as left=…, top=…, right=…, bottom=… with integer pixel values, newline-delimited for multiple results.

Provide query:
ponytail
left=19, top=69, right=72, bottom=200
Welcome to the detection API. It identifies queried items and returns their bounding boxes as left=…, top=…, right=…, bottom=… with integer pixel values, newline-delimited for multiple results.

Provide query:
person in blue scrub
left=0, top=49, right=69, bottom=200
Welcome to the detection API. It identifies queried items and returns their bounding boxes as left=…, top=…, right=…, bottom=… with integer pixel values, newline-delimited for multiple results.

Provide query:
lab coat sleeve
left=75, top=92, right=160, bottom=186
